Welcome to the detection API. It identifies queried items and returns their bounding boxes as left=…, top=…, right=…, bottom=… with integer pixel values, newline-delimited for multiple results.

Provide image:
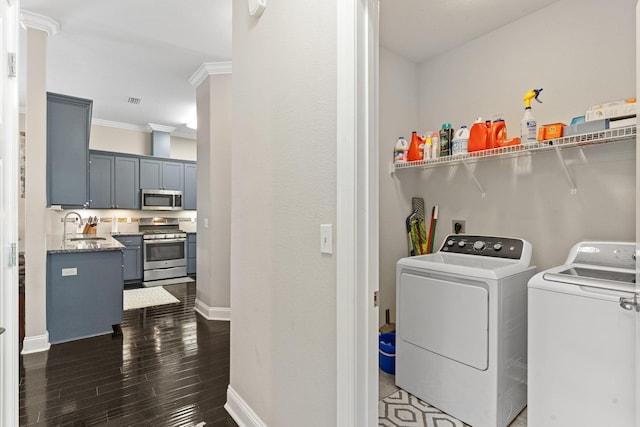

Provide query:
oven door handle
left=144, top=238, right=186, bottom=244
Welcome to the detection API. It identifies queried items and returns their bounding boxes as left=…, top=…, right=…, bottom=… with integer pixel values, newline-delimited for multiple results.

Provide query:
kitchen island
left=46, top=234, right=125, bottom=344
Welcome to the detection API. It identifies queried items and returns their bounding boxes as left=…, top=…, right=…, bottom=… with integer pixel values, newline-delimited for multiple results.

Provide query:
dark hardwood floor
left=19, top=282, right=238, bottom=427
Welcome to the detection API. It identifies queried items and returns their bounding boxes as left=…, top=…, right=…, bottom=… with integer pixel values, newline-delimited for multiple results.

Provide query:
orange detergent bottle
left=468, top=118, right=490, bottom=152
left=490, top=119, right=521, bottom=148
left=407, top=131, right=424, bottom=161
left=489, top=119, right=506, bottom=148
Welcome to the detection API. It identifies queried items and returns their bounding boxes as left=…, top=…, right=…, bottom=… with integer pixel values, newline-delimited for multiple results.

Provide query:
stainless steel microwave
left=141, top=189, right=183, bottom=211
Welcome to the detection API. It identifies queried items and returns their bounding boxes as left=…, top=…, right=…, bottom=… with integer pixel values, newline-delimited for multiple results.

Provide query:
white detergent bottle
left=452, top=126, right=469, bottom=155
left=394, top=137, right=408, bottom=163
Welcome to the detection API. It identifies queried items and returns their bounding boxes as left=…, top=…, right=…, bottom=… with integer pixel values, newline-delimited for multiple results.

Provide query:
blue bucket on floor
left=379, top=332, right=396, bottom=374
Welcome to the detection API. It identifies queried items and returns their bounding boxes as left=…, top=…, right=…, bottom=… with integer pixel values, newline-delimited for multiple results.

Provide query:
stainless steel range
left=139, top=218, right=187, bottom=287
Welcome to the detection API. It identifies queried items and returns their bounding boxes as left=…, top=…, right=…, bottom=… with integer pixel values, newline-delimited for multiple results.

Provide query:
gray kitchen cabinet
left=187, top=233, right=196, bottom=276
left=89, top=151, right=140, bottom=209
left=114, top=156, right=140, bottom=209
left=184, top=163, right=197, bottom=210
left=46, top=250, right=123, bottom=344
left=113, top=235, right=143, bottom=281
left=89, top=153, right=114, bottom=209
left=47, top=92, right=92, bottom=208
left=140, top=158, right=184, bottom=191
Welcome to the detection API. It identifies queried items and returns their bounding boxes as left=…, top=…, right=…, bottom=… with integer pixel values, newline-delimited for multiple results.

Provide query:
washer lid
left=542, top=265, right=636, bottom=293
left=397, top=252, right=531, bottom=280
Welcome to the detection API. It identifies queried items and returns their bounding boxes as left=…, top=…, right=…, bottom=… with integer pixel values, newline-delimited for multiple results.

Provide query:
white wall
left=378, top=47, right=420, bottom=327
left=194, top=72, right=232, bottom=317
left=379, top=0, right=636, bottom=325
left=229, top=0, right=337, bottom=425
left=418, top=0, right=636, bottom=133
left=22, top=27, right=50, bottom=353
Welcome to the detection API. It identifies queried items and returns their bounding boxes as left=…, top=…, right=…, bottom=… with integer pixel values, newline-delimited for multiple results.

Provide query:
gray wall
left=379, top=0, right=636, bottom=326
left=230, top=0, right=337, bottom=426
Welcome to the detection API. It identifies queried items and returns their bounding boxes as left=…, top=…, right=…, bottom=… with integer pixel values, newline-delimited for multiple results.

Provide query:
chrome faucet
left=63, top=211, right=83, bottom=243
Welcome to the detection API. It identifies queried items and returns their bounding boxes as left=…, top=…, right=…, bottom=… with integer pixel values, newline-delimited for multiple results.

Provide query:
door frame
left=336, top=0, right=379, bottom=425
left=635, top=2, right=640, bottom=425
left=0, top=0, right=21, bottom=425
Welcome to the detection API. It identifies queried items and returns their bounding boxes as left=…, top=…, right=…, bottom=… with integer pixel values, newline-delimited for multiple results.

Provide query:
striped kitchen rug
left=379, top=389, right=469, bottom=427
left=123, top=286, right=180, bottom=310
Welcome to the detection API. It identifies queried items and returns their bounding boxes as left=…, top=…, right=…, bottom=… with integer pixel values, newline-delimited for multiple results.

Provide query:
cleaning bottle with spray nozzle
left=521, top=88, right=543, bottom=145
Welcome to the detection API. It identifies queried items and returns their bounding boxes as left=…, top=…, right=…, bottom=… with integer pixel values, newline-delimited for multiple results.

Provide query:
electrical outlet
left=452, top=220, right=466, bottom=234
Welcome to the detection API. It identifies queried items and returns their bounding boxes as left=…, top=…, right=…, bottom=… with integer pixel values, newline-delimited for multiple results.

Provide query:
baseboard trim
left=194, top=299, right=231, bottom=321
left=225, top=385, right=268, bottom=427
left=21, top=332, right=51, bottom=354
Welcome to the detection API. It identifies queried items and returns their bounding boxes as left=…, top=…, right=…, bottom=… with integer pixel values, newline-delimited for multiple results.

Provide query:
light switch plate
left=320, top=224, right=333, bottom=254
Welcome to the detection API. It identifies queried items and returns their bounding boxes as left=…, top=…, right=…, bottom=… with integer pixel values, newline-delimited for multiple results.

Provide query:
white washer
left=528, top=241, right=637, bottom=427
left=396, top=234, right=536, bottom=427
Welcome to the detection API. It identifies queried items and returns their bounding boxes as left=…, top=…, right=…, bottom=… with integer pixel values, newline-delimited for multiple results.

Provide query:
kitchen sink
left=69, top=237, right=107, bottom=241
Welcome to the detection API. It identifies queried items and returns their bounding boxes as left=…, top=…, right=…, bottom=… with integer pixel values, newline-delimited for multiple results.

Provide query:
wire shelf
left=393, top=125, right=636, bottom=171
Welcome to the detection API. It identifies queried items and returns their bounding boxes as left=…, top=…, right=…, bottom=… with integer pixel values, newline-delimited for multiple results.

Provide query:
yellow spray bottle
left=521, top=88, right=543, bottom=144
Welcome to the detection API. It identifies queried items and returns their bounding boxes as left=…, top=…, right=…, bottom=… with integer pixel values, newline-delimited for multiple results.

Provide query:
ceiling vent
left=127, top=97, right=142, bottom=105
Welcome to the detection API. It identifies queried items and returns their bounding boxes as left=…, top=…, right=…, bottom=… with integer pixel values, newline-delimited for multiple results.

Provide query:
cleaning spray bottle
left=521, top=88, right=543, bottom=145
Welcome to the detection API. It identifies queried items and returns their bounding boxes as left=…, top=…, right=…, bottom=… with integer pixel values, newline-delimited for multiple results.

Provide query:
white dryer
left=528, top=241, right=637, bottom=427
left=396, top=234, right=536, bottom=427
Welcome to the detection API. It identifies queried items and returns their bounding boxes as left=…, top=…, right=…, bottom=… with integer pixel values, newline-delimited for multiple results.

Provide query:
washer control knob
left=458, top=241, right=466, bottom=247
left=447, top=239, right=455, bottom=246
left=493, top=243, right=503, bottom=251
left=473, top=240, right=486, bottom=251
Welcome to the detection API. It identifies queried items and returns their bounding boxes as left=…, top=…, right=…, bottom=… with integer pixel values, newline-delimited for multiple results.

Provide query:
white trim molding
left=194, top=299, right=231, bottom=321
left=336, top=0, right=379, bottom=426
left=189, top=62, right=232, bottom=88
left=92, top=118, right=148, bottom=133
left=20, top=10, right=60, bottom=37
left=225, top=385, right=268, bottom=427
left=147, top=123, right=176, bottom=133
left=21, top=332, right=51, bottom=355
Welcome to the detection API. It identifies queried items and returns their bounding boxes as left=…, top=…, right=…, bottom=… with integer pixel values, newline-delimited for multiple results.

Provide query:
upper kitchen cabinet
left=115, top=156, right=140, bottom=209
left=89, top=153, right=114, bottom=208
left=47, top=93, right=92, bottom=207
left=140, top=158, right=184, bottom=192
left=183, top=162, right=197, bottom=210
left=89, top=151, right=140, bottom=209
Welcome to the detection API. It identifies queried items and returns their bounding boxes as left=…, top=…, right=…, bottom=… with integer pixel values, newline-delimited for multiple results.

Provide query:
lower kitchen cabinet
left=46, top=250, right=123, bottom=344
left=187, top=233, right=196, bottom=276
left=113, top=235, right=143, bottom=282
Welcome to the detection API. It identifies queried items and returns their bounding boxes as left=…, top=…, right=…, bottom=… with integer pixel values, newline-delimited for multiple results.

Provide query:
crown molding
left=92, top=118, right=148, bottom=133
left=92, top=118, right=196, bottom=140
left=147, top=123, right=176, bottom=133
left=171, top=129, right=197, bottom=140
left=189, top=62, right=232, bottom=88
left=20, top=10, right=60, bottom=37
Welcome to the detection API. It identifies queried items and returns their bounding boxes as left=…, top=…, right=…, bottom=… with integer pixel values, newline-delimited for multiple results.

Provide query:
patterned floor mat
left=123, top=286, right=180, bottom=310
left=379, top=389, right=470, bottom=427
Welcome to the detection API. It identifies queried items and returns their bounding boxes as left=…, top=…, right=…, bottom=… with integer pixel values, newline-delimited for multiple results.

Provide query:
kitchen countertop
left=110, top=232, right=143, bottom=236
left=47, top=234, right=125, bottom=254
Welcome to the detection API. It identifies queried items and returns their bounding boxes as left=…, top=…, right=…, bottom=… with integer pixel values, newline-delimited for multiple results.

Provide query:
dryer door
left=399, top=272, right=489, bottom=370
